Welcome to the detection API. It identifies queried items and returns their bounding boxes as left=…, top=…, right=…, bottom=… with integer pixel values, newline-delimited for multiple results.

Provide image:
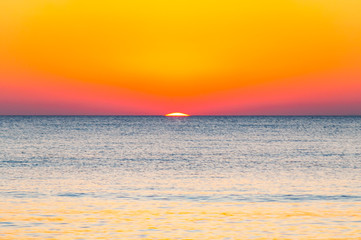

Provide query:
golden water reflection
left=1, top=199, right=360, bottom=239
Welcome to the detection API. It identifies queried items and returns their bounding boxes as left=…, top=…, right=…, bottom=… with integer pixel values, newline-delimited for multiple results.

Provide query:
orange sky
left=0, top=0, right=360, bottom=115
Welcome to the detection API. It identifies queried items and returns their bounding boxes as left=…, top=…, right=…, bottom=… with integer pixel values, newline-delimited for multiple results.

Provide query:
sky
left=0, top=0, right=360, bottom=115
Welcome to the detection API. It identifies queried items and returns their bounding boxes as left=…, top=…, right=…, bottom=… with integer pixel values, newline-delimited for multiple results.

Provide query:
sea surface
left=1, top=116, right=361, bottom=239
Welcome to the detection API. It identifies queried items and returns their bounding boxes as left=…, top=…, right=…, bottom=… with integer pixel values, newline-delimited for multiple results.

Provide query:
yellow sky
left=1, top=0, right=360, bottom=114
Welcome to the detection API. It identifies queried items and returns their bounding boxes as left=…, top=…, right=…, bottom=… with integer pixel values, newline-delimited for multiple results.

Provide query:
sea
left=1, top=116, right=361, bottom=239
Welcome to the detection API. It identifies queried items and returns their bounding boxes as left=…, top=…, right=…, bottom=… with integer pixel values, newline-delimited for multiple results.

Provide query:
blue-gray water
left=1, top=116, right=361, bottom=239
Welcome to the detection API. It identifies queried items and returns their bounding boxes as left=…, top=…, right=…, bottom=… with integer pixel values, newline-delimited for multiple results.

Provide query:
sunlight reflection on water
left=1, top=116, right=361, bottom=239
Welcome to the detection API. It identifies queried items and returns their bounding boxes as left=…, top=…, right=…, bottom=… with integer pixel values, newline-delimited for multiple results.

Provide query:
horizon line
left=1, top=114, right=360, bottom=117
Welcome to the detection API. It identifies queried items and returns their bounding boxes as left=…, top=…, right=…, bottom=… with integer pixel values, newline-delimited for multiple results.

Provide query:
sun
left=165, top=112, right=190, bottom=117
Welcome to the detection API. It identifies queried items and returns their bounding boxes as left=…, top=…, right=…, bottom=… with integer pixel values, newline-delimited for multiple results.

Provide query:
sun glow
left=165, top=112, right=190, bottom=117
left=1, top=0, right=361, bottom=115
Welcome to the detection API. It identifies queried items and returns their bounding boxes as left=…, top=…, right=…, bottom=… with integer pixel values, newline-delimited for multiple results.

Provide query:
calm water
left=1, top=116, right=361, bottom=239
